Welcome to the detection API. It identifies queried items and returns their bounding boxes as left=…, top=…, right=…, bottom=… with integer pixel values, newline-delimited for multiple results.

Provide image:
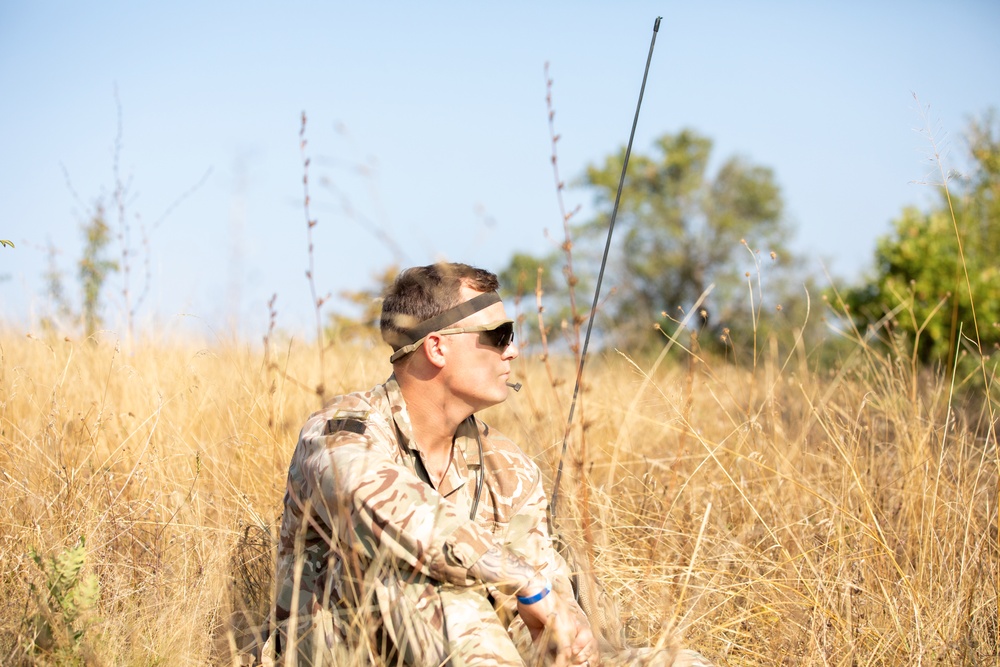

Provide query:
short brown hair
left=380, top=262, right=499, bottom=350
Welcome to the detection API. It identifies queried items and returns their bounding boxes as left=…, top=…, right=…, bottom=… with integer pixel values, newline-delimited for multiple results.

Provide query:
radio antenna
left=549, top=16, right=662, bottom=518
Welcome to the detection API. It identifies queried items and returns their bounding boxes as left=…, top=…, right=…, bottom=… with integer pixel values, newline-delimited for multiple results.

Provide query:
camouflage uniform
left=268, top=376, right=713, bottom=667
left=270, top=375, right=581, bottom=667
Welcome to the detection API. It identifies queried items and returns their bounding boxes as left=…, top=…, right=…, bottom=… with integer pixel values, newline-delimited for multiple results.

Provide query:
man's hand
left=517, top=581, right=600, bottom=667
left=466, top=546, right=600, bottom=665
left=567, top=604, right=600, bottom=667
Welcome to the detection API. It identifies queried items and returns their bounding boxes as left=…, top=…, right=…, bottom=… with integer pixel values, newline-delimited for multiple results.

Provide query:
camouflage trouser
left=379, top=579, right=524, bottom=667
left=261, top=606, right=711, bottom=667
left=601, top=648, right=713, bottom=667
left=262, top=569, right=712, bottom=667
left=264, top=570, right=524, bottom=667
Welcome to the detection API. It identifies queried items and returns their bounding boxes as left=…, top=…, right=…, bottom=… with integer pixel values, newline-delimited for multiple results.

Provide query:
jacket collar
left=383, top=374, right=482, bottom=494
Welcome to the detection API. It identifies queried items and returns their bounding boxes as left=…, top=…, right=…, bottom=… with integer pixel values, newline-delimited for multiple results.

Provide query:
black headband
left=390, top=291, right=501, bottom=351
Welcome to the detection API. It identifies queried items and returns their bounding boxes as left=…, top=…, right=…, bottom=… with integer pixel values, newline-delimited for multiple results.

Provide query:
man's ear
left=422, top=333, right=448, bottom=369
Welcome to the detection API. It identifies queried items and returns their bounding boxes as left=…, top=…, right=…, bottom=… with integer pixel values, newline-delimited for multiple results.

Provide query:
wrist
left=516, top=577, right=552, bottom=605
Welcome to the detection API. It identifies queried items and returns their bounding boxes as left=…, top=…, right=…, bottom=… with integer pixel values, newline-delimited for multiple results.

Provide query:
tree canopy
left=504, top=128, right=806, bottom=355
left=841, top=110, right=1000, bottom=367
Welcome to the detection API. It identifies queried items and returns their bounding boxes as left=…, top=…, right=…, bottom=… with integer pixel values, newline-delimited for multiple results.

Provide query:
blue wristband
left=517, top=583, right=551, bottom=605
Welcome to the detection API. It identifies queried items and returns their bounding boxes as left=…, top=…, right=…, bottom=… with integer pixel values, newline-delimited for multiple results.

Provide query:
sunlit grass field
left=1, top=314, right=997, bottom=665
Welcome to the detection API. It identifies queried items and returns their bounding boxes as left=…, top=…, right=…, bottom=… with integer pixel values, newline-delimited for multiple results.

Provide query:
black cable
left=469, top=415, right=485, bottom=520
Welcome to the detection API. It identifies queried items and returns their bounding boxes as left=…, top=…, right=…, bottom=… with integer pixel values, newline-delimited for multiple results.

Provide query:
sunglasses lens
left=482, top=322, right=514, bottom=350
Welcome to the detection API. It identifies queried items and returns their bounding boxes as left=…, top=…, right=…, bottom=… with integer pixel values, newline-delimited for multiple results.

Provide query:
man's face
left=440, top=285, right=519, bottom=411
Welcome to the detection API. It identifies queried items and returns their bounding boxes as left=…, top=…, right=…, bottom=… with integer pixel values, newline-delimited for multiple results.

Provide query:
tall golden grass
left=1, top=305, right=996, bottom=665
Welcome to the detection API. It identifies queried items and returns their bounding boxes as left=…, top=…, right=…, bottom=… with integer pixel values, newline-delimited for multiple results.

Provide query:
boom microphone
left=506, top=382, right=522, bottom=392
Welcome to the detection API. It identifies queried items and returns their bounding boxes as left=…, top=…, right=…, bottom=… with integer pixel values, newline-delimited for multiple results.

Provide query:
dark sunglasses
left=389, top=319, right=515, bottom=362
left=438, top=319, right=515, bottom=350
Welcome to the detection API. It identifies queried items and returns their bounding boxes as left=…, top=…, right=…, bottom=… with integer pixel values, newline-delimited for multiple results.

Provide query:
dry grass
left=0, top=318, right=997, bottom=665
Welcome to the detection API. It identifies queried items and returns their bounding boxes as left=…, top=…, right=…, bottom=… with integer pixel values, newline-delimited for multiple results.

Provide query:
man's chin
left=473, top=387, right=508, bottom=411
left=490, top=387, right=509, bottom=405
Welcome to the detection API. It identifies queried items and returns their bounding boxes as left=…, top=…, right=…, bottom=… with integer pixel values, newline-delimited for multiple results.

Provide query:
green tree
left=500, top=251, right=561, bottom=302
left=515, top=129, right=799, bottom=356
left=498, top=250, right=580, bottom=349
left=79, top=203, right=118, bottom=336
left=842, top=110, right=1000, bottom=366
left=39, top=202, right=119, bottom=336
left=326, top=263, right=399, bottom=345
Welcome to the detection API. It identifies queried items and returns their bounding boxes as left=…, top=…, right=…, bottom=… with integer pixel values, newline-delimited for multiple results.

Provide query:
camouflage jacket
left=273, top=375, right=578, bottom=639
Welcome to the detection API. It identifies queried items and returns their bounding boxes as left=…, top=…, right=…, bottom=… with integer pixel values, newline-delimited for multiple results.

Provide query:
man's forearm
left=467, top=543, right=547, bottom=597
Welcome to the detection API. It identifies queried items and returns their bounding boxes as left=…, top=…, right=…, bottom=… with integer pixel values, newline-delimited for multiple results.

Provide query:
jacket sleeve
left=500, top=465, right=585, bottom=613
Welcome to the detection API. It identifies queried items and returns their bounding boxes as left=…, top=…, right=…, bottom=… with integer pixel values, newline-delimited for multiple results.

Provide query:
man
left=267, top=262, right=710, bottom=667
left=269, top=262, right=598, bottom=667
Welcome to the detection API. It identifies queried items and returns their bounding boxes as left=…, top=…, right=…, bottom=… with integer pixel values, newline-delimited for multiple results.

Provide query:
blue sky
left=2, top=2, right=998, bottom=340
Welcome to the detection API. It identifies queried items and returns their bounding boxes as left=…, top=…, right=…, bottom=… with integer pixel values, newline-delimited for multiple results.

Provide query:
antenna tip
left=654, top=16, right=662, bottom=31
